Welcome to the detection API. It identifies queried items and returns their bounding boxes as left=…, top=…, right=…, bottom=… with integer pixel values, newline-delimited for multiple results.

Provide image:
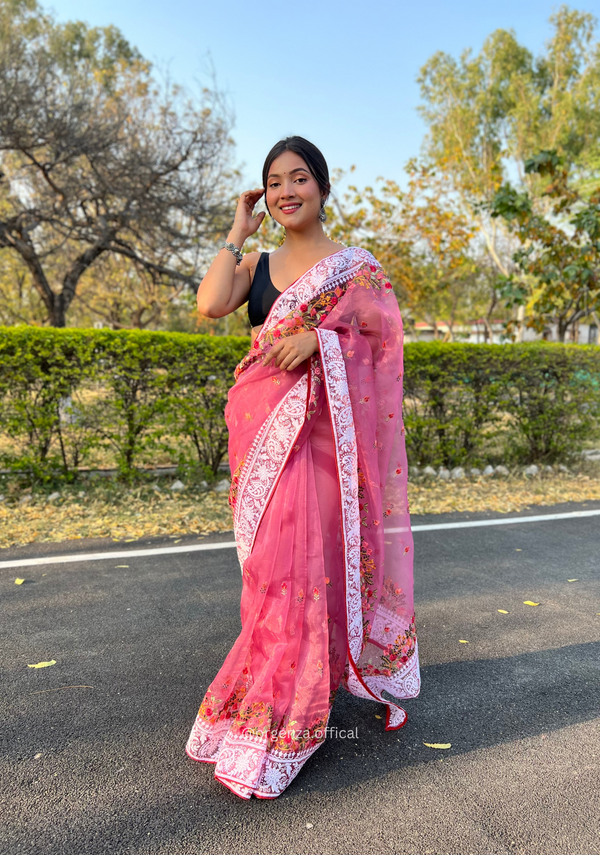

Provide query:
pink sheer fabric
left=185, top=247, right=420, bottom=799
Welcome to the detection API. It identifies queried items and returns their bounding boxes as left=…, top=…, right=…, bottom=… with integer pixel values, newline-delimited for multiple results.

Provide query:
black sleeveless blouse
left=247, top=252, right=281, bottom=327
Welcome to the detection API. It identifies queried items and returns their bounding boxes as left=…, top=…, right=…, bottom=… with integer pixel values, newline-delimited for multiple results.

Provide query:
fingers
left=262, top=333, right=314, bottom=370
left=241, top=188, right=264, bottom=207
left=285, top=355, right=305, bottom=371
left=262, top=340, right=282, bottom=366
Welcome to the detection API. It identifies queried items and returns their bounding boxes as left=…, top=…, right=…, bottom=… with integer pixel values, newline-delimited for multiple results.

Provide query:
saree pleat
left=186, top=408, right=343, bottom=797
left=186, top=246, right=420, bottom=798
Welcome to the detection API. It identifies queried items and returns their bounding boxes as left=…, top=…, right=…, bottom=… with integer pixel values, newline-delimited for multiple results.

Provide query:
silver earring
left=319, top=200, right=326, bottom=223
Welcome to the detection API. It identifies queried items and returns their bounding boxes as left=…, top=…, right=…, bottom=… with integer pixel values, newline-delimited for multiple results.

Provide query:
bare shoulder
left=239, top=250, right=262, bottom=283
left=240, top=250, right=262, bottom=269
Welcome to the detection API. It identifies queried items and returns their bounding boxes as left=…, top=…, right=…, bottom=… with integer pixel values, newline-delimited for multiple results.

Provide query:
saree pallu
left=186, top=246, right=420, bottom=799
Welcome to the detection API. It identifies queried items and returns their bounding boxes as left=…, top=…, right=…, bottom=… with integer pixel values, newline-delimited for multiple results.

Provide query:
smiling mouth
left=280, top=204, right=302, bottom=213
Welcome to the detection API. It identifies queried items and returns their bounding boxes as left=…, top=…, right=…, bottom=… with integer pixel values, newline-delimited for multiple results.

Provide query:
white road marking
left=1, top=508, right=599, bottom=569
left=387, top=508, right=600, bottom=533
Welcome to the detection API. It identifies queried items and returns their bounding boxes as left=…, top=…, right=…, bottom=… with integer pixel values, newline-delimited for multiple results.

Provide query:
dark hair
left=262, top=136, right=330, bottom=217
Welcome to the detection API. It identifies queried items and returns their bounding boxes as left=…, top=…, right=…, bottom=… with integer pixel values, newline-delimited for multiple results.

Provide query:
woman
left=186, top=136, right=420, bottom=799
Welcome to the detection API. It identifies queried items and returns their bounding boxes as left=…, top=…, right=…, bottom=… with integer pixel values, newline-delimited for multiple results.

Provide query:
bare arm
left=196, top=188, right=266, bottom=318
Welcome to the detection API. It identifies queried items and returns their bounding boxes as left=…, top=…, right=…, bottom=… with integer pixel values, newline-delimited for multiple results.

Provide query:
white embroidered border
left=316, top=329, right=363, bottom=662
left=317, top=328, right=421, bottom=720
left=233, top=372, right=309, bottom=571
left=186, top=712, right=329, bottom=798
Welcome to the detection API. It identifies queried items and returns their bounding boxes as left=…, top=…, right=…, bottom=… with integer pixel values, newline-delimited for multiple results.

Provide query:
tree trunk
left=49, top=291, right=67, bottom=327
left=515, top=304, right=525, bottom=342
left=557, top=317, right=568, bottom=342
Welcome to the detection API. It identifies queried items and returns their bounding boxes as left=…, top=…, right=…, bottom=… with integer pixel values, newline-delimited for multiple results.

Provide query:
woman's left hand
left=262, top=330, right=318, bottom=371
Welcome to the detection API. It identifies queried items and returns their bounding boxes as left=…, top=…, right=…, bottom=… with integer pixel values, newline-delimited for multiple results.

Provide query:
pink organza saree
left=185, top=246, right=420, bottom=799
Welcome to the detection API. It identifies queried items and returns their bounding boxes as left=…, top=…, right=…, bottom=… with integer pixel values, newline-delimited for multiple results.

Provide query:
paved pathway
left=2, top=500, right=599, bottom=855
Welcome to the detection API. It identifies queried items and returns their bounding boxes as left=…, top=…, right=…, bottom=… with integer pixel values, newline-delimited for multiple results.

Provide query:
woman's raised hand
left=232, top=188, right=266, bottom=240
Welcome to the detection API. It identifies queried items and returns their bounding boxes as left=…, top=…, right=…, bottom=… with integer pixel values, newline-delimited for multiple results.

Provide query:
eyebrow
left=267, top=167, right=310, bottom=179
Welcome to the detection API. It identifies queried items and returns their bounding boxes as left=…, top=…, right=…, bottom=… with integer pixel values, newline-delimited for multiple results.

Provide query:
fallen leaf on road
left=306, top=823, right=314, bottom=829
left=497, top=609, right=509, bottom=614
left=115, top=565, right=129, bottom=568
left=459, top=639, right=469, bottom=644
left=14, top=578, right=25, bottom=585
left=523, top=601, right=540, bottom=606
left=424, top=743, right=451, bottom=749
left=567, top=579, right=578, bottom=582
left=28, top=660, right=56, bottom=669
left=374, top=714, right=382, bottom=719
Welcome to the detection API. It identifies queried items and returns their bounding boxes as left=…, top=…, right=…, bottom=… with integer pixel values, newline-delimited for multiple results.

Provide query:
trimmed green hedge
left=0, top=328, right=598, bottom=483
left=0, top=327, right=249, bottom=481
left=403, top=342, right=600, bottom=467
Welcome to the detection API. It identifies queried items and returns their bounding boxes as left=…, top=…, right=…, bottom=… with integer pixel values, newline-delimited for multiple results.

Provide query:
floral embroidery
left=237, top=261, right=387, bottom=381
left=380, top=618, right=417, bottom=675
left=357, top=466, right=370, bottom=528
left=353, top=261, right=384, bottom=292
left=379, top=576, right=407, bottom=615
left=228, top=454, right=246, bottom=511
left=296, top=589, right=304, bottom=604
left=306, top=353, right=323, bottom=420
left=232, top=699, right=275, bottom=738
left=313, top=587, right=320, bottom=601
left=198, top=672, right=252, bottom=726
left=360, top=535, right=378, bottom=641
left=281, top=582, right=287, bottom=596
left=269, top=711, right=329, bottom=753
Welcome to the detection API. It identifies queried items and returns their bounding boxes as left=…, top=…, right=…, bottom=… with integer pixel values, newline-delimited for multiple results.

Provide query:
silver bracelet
left=220, top=240, right=243, bottom=265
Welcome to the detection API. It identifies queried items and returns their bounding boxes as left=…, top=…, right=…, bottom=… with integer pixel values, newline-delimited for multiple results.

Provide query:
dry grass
left=0, top=466, right=599, bottom=550
left=407, top=471, right=600, bottom=515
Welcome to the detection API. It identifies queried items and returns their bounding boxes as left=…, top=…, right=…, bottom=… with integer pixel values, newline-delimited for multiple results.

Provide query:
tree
left=0, top=0, right=236, bottom=326
left=417, top=5, right=600, bottom=285
left=488, top=150, right=600, bottom=341
left=323, top=162, right=486, bottom=339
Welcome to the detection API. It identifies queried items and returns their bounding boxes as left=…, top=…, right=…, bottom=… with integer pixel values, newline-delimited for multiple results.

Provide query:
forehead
left=268, top=150, right=310, bottom=177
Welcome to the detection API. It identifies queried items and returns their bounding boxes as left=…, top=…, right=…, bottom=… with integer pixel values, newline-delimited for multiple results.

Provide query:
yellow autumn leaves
left=2, top=470, right=600, bottom=549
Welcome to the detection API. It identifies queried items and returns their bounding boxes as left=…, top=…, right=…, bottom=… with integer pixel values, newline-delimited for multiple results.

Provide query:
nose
left=280, top=180, right=297, bottom=199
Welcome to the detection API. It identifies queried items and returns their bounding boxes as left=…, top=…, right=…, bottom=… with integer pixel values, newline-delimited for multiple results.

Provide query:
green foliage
left=0, top=330, right=598, bottom=483
left=403, top=342, right=600, bottom=466
left=0, top=327, right=248, bottom=483
left=488, top=150, right=600, bottom=340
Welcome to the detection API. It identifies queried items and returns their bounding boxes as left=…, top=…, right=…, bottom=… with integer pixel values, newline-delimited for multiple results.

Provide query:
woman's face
left=265, top=150, right=324, bottom=230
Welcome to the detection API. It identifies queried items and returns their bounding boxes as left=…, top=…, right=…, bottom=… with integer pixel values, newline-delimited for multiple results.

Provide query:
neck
left=279, top=219, right=334, bottom=253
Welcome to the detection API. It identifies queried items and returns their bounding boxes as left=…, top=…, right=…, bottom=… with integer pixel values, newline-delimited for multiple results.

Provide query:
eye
left=269, top=181, right=280, bottom=188
left=295, top=177, right=307, bottom=183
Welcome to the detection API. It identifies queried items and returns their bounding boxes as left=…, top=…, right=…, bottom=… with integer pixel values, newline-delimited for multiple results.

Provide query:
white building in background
left=406, top=319, right=599, bottom=345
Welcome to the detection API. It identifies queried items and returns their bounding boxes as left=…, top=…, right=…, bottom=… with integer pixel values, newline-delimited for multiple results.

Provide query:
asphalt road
left=2, top=500, right=600, bottom=855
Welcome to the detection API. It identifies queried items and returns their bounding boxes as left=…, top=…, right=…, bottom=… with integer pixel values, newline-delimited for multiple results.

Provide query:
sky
left=47, top=0, right=599, bottom=196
